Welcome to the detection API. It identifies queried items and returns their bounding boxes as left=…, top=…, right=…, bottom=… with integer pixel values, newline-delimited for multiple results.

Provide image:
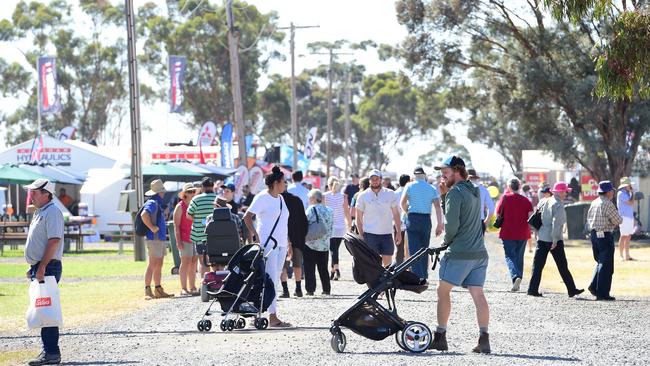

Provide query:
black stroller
left=329, top=232, right=447, bottom=353
left=196, top=206, right=282, bottom=333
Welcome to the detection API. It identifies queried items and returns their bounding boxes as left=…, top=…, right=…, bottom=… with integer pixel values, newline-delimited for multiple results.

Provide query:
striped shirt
left=587, top=196, right=623, bottom=232
left=187, top=192, right=217, bottom=244
left=324, top=191, right=346, bottom=238
left=403, top=179, right=440, bottom=214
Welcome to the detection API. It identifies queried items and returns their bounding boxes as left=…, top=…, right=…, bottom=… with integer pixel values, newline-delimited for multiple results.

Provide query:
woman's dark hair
left=265, top=166, right=284, bottom=189
left=399, top=174, right=410, bottom=187
left=360, top=177, right=370, bottom=190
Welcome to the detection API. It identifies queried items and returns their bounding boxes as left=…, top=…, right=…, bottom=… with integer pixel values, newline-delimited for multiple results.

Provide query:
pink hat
left=551, top=181, right=572, bottom=193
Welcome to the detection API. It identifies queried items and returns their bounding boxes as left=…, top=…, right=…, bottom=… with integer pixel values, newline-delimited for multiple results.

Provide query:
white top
left=324, top=191, right=347, bottom=238
left=356, top=187, right=398, bottom=235
left=287, top=183, right=309, bottom=210
left=247, top=190, right=289, bottom=248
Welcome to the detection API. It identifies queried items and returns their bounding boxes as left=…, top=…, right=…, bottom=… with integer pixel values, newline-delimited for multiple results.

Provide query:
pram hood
left=227, top=244, right=264, bottom=276
left=343, top=232, right=428, bottom=293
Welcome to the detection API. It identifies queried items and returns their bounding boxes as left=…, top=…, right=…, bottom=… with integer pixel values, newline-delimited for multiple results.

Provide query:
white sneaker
left=511, top=277, right=522, bottom=292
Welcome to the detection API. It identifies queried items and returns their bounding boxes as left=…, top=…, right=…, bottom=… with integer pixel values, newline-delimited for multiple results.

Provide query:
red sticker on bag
left=35, top=297, right=52, bottom=307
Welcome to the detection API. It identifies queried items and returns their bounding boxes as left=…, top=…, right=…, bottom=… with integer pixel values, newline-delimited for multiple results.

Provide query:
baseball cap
left=368, top=169, right=382, bottom=179
left=25, top=178, right=56, bottom=195
left=221, top=183, right=236, bottom=191
left=413, top=167, right=426, bottom=175
left=597, top=181, right=615, bottom=193
left=467, top=169, right=480, bottom=179
left=434, top=155, right=466, bottom=170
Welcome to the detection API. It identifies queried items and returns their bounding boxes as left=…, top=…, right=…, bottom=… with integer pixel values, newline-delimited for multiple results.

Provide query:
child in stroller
left=329, top=232, right=447, bottom=353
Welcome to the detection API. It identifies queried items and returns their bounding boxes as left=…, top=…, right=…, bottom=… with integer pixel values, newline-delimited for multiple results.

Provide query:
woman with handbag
left=494, top=178, right=533, bottom=292
left=243, top=166, right=292, bottom=328
left=304, top=189, right=334, bottom=295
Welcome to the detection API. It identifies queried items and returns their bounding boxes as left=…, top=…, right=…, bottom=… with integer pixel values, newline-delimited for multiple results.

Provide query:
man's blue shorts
left=439, top=255, right=488, bottom=287
left=364, top=233, right=394, bottom=256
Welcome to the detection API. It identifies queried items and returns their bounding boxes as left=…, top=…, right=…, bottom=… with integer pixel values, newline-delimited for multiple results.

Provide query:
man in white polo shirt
left=356, top=169, right=401, bottom=266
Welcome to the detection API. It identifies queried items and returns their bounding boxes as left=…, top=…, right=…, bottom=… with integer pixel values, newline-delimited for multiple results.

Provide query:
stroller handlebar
left=426, top=243, right=449, bottom=255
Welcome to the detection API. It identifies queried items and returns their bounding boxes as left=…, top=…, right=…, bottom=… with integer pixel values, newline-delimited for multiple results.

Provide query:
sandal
left=189, top=289, right=200, bottom=296
left=180, top=289, right=191, bottom=296
left=269, top=321, right=292, bottom=328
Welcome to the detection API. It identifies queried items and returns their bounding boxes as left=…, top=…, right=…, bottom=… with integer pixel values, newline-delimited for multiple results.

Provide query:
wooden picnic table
left=0, top=221, right=30, bottom=254
left=107, top=222, right=133, bottom=254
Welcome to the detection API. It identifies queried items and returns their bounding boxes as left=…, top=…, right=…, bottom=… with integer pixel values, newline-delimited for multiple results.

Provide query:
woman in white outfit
left=323, top=176, right=350, bottom=280
left=243, top=166, right=292, bottom=328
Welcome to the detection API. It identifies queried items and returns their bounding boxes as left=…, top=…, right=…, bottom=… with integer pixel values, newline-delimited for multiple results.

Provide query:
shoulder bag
left=305, top=206, right=328, bottom=241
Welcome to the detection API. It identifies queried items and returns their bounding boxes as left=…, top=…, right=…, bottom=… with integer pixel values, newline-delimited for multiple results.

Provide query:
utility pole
left=312, top=49, right=352, bottom=177
left=225, top=0, right=247, bottom=168
left=344, top=70, right=352, bottom=178
left=276, top=23, right=318, bottom=172
left=125, top=0, right=145, bottom=261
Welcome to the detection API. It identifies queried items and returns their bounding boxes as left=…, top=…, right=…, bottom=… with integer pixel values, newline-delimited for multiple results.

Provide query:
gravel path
left=2, top=232, right=649, bottom=365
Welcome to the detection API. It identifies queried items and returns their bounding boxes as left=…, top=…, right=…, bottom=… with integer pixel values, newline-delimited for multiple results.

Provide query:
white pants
left=264, top=245, right=288, bottom=314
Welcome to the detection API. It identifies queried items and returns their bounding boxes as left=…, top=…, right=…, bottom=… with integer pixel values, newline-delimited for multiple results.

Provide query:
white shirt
left=247, top=190, right=289, bottom=248
left=356, top=187, right=398, bottom=235
left=287, top=183, right=309, bottom=210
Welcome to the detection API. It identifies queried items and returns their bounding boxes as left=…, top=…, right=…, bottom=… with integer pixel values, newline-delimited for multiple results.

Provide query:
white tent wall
left=80, top=168, right=131, bottom=234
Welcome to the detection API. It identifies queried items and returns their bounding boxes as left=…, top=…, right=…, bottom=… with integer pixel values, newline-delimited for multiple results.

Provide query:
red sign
left=581, top=176, right=599, bottom=201
left=524, top=172, right=548, bottom=192
left=151, top=152, right=218, bottom=160
left=35, top=297, right=52, bottom=308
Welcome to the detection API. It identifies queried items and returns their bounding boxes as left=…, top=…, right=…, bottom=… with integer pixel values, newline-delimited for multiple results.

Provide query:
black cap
left=201, top=176, right=214, bottom=187
left=413, top=167, right=426, bottom=175
left=467, top=169, right=479, bottom=179
left=434, top=155, right=466, bottom=170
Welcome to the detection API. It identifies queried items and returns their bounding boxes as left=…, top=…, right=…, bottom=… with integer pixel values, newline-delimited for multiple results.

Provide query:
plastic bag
left=26, top=276, right=63, bottom=329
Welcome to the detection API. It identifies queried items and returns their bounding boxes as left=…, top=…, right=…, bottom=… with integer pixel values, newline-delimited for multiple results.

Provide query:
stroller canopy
left=344, top=232, right=428, bottom=293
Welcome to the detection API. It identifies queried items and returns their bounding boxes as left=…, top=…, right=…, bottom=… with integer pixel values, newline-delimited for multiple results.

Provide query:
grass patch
left=0, top=257, right=152, bottom=279
left=1, top=246, right=135, bottom=258
left=522, top=241, right=650, bottom=296
left=0, top=347, right=40, bottom=366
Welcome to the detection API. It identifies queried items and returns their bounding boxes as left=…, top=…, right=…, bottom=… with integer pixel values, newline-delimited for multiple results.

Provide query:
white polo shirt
left=356, top=187, right=398, bottom=235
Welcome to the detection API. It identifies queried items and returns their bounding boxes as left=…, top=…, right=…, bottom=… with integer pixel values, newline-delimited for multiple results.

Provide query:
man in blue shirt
left=468, top=169, right=495, bottom=232
left=400, top=167, right=443, bottom=279
left=141, top=179, right=174, bottom=299
left=288, top=170, right=309, bottom=210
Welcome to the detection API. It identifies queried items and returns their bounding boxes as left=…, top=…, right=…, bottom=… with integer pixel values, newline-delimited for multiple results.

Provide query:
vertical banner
left=197, top=121, right=217, bottom=147
left=221, top=122, right=234, bottom=168
left=37, top=57, right=62, bottom=115
left=56, top=126, right=76, bottom=141
left=304, top=127, right=318, bottom=161
left=168, top=56, right=186, bottom=113
left=245, top=134, right=254, bottom=157
left=29, top=134, right=44, bottom=163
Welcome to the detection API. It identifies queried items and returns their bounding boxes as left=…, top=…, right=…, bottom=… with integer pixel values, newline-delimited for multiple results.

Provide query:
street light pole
left=276, top=23, right=318, bottom=172
left=125, top=0, right=145, bottom=261
left=226, top=0, right=248, bottom=168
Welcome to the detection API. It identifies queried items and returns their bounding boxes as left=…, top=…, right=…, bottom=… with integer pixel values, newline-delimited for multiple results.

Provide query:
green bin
left=166, top=221, right=181, bottom=275
left=565, top=202, right=591, bottom=240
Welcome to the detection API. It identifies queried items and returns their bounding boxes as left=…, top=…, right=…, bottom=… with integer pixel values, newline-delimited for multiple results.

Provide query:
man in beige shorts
left=141, top=179, right=174, bottom=299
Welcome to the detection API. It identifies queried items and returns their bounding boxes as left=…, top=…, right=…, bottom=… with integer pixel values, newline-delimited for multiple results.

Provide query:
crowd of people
left=20, top=155, right=642, bottom=363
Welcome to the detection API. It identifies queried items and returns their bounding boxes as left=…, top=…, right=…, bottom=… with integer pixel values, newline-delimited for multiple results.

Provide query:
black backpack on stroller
left=329, top=232, right=447, bottom=353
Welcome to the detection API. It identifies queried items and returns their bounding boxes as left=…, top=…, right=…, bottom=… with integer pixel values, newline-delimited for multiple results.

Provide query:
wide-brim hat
left=25, top=178, right=55, bottom=195
left=551, top=181, right=572, bottom=193
left=145, top=179, right=166, bottom=196
left=182, top=182, right=196, bottom=193
left=597, top=180, right=615, bottom=193
left=618, top=176, right=632, bottom=189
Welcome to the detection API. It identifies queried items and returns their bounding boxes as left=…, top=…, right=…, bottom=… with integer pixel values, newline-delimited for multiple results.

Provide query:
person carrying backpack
left=141, top=179, right=174, bottom=300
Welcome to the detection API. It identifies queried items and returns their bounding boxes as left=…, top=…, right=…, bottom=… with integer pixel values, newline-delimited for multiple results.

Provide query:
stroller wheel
left=395, top=330, right=409, bottom=351
left=236, top=318, right=246, bottom=329
left=227, top=319, right=236, bottom=331
left=259, top=318, right=268, bottom=329
left=197, top=320, right=205, bottom=332
left=400, top=322, right=432, bottom=353
left=203, top=319, right=212, bottom=331
left=220, top=320, right=228, bottom=332
left=330, top=332, right=347, bottom=353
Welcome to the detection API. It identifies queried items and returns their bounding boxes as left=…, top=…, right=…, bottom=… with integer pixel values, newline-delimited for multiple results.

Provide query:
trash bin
left=565, top=202, right=591, bottom=240
left=166, top=221, right=181, bottom=275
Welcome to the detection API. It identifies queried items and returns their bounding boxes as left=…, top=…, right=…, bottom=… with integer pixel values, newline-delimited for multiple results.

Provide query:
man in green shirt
left=430, top=156, right=491, bottom=354
left=187, top=177, right=217, bottom=272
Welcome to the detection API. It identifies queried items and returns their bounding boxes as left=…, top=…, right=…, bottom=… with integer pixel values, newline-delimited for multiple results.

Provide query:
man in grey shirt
left=24, top=178, right=65, bottom=365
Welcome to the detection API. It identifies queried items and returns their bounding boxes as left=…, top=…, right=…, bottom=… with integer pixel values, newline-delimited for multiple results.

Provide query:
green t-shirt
left=187, top=192, right=216, bottom=244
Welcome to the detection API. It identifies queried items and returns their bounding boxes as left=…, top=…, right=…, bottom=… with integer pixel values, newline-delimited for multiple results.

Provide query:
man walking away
left=430, top=156, right=490, bottom=354
left=495, top=178, right=533, bottom=292
left=141, top=179, right=174, bottom=300
left=527, top=182, right=584, bottom=298
left=280, top=190, right=308, bottom=298
left=356, top=169, right=401, bottom=267
left=288, top=170, right=310, bottom=210
left=187, top=177, right=217, bottom=273
left=467, top=169, right=494, bottom=232
left=25, top=179, right=64, bottom=366
left=400, top=167, right=443, bottom=279
left=587, top=181, right=622, bottom=301
left=343, top=173, right=360, bottom=206
left=616, top=177, right=635, bottom=261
